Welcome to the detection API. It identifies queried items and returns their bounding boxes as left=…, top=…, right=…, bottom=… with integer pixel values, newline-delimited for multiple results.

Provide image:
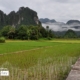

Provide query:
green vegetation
left=0, top=7, right=40, bottom=29
left=0, top=40, right=80, bottom=80
left=1, top=25, right=53, bottom=40
left=64, top=29, right=77, bottom=38
left=0, top=37, right=5, bottom=43
left=0, top=6, right=80, bottom=80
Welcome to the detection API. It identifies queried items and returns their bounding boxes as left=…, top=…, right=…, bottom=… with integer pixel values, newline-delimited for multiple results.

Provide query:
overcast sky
left=0, top=0, right=80, bottom=22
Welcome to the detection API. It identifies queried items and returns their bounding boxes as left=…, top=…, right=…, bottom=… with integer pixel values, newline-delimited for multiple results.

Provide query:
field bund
left=66, top=58, right=80, bottom=80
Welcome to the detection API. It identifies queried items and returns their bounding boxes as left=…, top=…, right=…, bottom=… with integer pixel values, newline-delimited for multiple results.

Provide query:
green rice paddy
left=0, top=39, right=80, bottom=80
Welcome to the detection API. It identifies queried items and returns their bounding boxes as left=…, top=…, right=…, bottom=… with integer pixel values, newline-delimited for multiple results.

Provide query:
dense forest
left=0, top=25, right=79, bottom=40
left=0, top=25, right=53, bottom=40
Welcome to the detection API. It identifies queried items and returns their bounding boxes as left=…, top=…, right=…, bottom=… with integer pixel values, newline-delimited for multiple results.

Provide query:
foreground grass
left=0, top=39, right=80, bottom=54
left=0, top=42, right=80, bottom=68
left=0, top=40, right=80, bottom=80
left=0, top=41, right=54, bottom=54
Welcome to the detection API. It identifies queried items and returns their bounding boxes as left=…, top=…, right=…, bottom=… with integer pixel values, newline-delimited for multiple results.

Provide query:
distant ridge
left=40, top=18, right=80, bottom=31
left=39, top=18, right=56, bottom=23
left=66, top=20, right=80, bottom=25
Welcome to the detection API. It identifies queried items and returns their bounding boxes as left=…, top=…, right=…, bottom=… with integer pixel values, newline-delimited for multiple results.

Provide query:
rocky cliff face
left=0, top=10, right=7, bottom=28
left=0, top=7, right=40, bottom=29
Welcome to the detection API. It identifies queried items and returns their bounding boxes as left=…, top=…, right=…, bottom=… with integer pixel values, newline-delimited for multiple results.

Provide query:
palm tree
left=46, top=26, right=49, bottom=37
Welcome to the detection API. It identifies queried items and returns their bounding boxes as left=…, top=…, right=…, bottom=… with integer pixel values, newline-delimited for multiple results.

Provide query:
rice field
left=0, top=39, right=80, bottom=80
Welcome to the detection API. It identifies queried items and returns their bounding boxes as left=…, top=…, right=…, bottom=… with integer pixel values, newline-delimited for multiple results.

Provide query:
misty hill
left=0, top=7, right=40, bottom=29
left=39, top=18, right=56, bottom=23
left=64, top=29, right=77, bottom=38
left=54, top=30, right=80, bottom=37
left=40, top=18, right=80, bottom=32
left=66, top=20, right=80, bottom=25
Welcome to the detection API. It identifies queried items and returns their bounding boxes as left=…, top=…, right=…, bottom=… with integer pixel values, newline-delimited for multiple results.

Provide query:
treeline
left=54, top=29, right=79, bottom=39
left=0, top=25, right=53, bottom=40
left=0, top=25, right=79, bottom=40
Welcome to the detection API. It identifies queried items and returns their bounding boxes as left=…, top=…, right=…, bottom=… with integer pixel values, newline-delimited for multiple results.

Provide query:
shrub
left=0, top=37, right=5, bottom=43
left=47, top=37, right=52, bottom=40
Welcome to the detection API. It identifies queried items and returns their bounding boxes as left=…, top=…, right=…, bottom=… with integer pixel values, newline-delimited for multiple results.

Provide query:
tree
left=1, top=25, right=11, bottom=38
left=46, top=26, right=49, bottom=31
left=17, top=25, right=28, bottom=40
left=46, top=26, right=49, bottom=37
left=48, top=30, right=54, bottom=38
left=64, top=29, right=77, bottom=38
left=1, top=25, right=16, bottom=39
left=27, top=29, right=31, bottom=40
left=39, top=27, right=47, bottom=38
left=29, top=26, right=39, bottom=40
left=1, top=25, right=54, bottom=40
left=8, top=27, right=15, bottom=39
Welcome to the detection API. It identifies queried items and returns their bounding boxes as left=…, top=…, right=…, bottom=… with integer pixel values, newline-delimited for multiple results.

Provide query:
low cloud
left=42, top=23, right=80, bottom=31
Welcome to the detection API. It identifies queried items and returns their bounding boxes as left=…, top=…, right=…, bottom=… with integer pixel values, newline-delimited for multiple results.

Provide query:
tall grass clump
left=0, top=37, right=5, bottom=43
left=0, top=57, right=77, bottom=80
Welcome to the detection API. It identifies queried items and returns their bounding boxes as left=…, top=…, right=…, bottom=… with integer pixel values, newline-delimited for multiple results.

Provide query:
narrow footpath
left=66, top=58, right=80, bottom=80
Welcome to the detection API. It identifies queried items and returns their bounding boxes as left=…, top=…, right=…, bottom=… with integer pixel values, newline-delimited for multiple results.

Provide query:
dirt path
left=66, top=58, right=80, bottom=80
left=0, top=46, right=53, bottom=55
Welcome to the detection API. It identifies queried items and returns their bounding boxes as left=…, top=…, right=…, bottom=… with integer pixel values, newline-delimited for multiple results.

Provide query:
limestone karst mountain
left=0, top=7, right=40, bottom=29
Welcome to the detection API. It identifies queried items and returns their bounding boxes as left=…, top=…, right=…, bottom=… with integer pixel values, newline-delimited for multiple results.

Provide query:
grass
left=0, top=41, right=54, bottom=54
left=0, top=39, right=80, bottom=80
left=0, top=39, right=79, bottom=54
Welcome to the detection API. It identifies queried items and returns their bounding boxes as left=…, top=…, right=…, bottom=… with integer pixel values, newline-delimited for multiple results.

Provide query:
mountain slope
left=66, top=20, right=80, bottom=25
left=0, top=7, right=40, bottom=29
left=39, top=18, right=56, bottom=23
